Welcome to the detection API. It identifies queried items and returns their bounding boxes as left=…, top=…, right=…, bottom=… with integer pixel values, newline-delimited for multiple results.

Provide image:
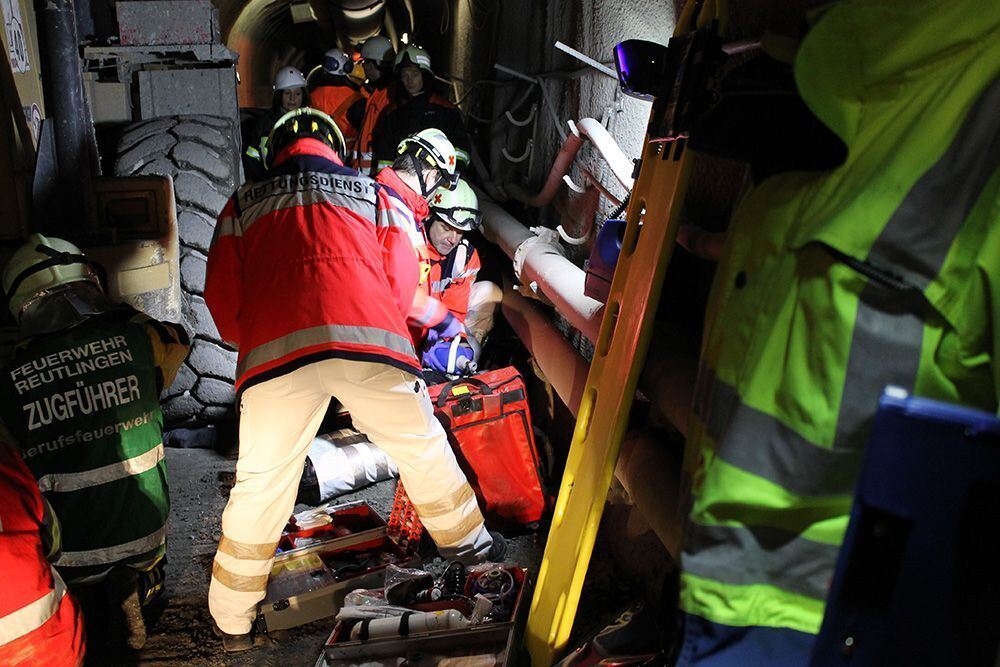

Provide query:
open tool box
left=317, top=565, right=531, bottom=666
left=258, top=501, right=420, bottom=632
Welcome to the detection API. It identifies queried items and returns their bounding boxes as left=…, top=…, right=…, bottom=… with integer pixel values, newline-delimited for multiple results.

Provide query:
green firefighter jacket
left=0, top=305, right=189, bottom=582
left=680, top=0, right=1000, bottom=635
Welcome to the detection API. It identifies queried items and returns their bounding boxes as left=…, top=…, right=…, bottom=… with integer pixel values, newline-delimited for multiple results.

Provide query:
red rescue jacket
left=205, top=138, right=423, bottom=393
left=0, top=442, right=84, bottom=667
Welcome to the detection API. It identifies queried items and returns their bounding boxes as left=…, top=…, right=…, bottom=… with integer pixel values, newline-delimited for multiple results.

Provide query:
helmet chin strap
left=408, top=153, right=442, bottom=199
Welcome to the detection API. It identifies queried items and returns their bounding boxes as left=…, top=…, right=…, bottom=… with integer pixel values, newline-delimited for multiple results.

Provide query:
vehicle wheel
left=114, top=115, right=241, bottom=427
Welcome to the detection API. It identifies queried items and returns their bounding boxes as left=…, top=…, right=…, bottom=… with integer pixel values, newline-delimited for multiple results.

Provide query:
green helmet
left=3, top=234, right=102, bottom=322
left=397, top=128, right=460, bottom=194
left=393, top=45, right=433, bottom=74
left=428, top=179, right=481, bottom=232
left=266, top=107, right=347, bottom=167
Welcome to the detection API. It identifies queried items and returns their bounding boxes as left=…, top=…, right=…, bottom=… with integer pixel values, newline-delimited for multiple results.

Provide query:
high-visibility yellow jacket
left=680, top=0, right=1000, bottom=636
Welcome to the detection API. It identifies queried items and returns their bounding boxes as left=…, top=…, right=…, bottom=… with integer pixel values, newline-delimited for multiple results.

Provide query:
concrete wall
left=486, top=1, right=676, bottom=220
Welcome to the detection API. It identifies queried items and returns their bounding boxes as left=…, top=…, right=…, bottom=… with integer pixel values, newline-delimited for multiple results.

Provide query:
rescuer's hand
left=426, top=312, right=465, bottom=347
left=422, top=336, right=478, bottom=375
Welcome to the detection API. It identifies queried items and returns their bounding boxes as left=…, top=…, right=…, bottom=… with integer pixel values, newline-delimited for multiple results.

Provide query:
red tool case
left=428, top=367, right=547, bottom=528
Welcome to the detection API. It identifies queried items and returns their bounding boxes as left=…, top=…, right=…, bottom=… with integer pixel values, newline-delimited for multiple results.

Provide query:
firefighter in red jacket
left=0, top=429, right=85, bottom=666
left=355, top=35, right=396, bottom=175
left=374, top=129, right=473, bottom=355
left=204, top=108, right=501, bottom=652
left=308, top=48, right=366, bottom=157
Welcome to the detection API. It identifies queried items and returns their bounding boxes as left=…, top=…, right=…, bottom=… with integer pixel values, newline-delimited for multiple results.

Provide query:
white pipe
left=478, top=195, right=604, bottom=342
left=576, top=118, right=634, bottom=190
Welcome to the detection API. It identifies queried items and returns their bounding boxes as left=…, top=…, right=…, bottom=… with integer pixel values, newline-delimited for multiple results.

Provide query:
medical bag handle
left=436, top=377, right=493, bottom=408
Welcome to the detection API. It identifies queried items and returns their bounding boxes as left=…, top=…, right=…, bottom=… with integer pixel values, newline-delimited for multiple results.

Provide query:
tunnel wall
left=484, top=1, right=676, bottom=221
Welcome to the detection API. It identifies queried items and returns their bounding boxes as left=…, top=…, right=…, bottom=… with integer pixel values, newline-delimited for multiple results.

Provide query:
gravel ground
left=119, top=447, right=552, bottom=666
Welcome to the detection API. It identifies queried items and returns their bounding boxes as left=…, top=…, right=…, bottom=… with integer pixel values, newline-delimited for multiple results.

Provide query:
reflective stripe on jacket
left=680, top=0, right=1000, bottom=638
left=206, top=139, right=423, bottom=393
left=0, top=442, right=84, bottom=666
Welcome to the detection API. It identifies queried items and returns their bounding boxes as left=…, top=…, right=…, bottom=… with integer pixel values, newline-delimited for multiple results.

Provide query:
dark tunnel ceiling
left=220, top=0, right=449, bottom=107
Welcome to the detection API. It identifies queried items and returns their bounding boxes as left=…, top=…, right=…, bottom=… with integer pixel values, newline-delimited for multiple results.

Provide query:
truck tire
left=114, top=115, right=241, bottom=427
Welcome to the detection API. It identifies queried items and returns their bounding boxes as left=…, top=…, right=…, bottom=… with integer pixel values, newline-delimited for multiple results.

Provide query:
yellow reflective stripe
left=212, top=561, right=269, bottom=593
left=37, top=444, right=164, bottom=494
left=454, top=147, right=470, bottom=163
left=57, top=524, right=167, bottom=568
left=0, top=566, right=66, bottom=647
left=680, top=571, right=825, bottom=635
left=218, top=535, right=278, bottom=561
left=412, top=484, right=475, bottom=519
left=427, top=507, right=485, bottom=547
left=245, top=146, right=261, bottom=160
left=238, top=324, right=415, bottom=376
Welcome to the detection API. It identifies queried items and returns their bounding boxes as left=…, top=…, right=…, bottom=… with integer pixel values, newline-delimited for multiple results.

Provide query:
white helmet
left=429, top=179, right=481, bottom=232
left=397, top=128, right=460, bottom=196
left=273, top=66, right=306, bottom=91
left=360, top=36, right=394, bottom=68
left=323, top=48, right=352, bottom=76
left=394, top=45, right=433, bottom=74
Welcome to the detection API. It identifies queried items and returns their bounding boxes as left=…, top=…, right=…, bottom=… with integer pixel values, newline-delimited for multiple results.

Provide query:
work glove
left=422, top=335, right=479, bottom=375
left=425, top=312, right=465, bottom=347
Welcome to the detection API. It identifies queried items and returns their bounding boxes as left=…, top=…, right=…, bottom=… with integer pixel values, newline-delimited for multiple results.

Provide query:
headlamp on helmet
left=266, top=107, right=346, bottom=168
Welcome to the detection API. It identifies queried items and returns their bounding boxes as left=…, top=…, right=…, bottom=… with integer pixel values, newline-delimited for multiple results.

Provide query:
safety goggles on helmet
left=323, top=48, right=352, bottom=76
left=266, top=107, right=346, bottom=168
left=428, top=178, right=480, bottom=231
left=431, top=205, right=481, bottom=232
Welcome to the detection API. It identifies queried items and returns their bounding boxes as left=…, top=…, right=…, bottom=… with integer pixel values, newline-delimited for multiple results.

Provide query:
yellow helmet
left=3, top=234, right=102, bottom=322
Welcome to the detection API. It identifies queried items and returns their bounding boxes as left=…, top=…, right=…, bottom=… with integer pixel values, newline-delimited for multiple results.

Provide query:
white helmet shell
left=397, top=128, right=459, bottom=188
left=273, top=66, right=307, bottom=91
left=360, top=36, right=395, bottom=68
left=429, top=179, right=481, bottom=232
left=323, top=48, right=352, bottom=76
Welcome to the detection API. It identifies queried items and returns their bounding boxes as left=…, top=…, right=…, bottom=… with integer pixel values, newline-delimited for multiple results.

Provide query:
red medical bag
left=428, top=367, right=547, bottom=528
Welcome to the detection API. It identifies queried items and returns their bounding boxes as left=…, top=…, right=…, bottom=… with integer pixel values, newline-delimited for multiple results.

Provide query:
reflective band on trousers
left=36, top=444, right=164, bottom=494
left=237, top=324, right=416, bottom=377
left=217, top=535, right=278, bottom=561
left=412, top=484, right=475, bottom=519
left=211, top=560, right=269, bottom=593
left=56, top=523, right=167, bottom=568
left=0, top=566, right=66, bottom=647
left=426, top=507, right=486, bottom=547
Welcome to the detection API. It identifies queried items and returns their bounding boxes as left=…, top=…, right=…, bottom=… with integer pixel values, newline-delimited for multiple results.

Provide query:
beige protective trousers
left=208, top=358, right=491, bottom=634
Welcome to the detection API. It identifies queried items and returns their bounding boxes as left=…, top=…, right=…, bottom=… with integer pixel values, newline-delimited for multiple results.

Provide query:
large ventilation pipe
left=224, top=0, right=389, bottom=107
